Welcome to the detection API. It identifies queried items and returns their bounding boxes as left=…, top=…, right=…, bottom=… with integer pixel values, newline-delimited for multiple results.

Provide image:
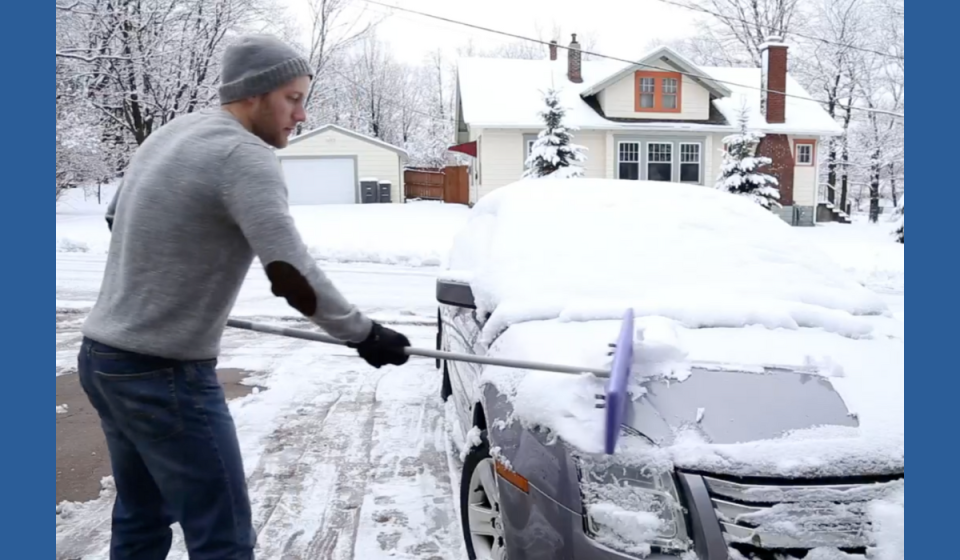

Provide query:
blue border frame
left=913, top=2, right=938, bottom=557
left=5, top=1, right=45, bottom=553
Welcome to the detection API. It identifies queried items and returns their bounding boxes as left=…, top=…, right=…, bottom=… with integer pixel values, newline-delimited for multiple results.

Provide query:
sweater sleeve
left=220, top=142, right=373, bottom=343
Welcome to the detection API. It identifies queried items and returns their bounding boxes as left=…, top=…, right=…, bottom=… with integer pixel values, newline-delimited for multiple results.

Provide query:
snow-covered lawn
left=794, top=214, right=904, bottom=295
left=56, top=183, right=472, bottom=267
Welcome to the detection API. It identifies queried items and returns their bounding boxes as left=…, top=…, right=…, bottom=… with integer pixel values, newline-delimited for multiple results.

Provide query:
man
left=77, top=34, right=411, bottom=560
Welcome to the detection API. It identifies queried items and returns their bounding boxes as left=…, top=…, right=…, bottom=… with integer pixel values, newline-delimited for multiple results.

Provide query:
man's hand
left=348, top=322, right=411, bottom=369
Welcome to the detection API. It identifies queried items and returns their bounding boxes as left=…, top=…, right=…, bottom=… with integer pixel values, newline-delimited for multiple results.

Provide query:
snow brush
left=227, top=310, right=636, bottom=454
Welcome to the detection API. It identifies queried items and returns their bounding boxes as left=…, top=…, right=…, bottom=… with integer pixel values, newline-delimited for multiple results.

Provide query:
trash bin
left=378, top=181, right=392, bottom=203
left=361, top=179, right=379, bottom=204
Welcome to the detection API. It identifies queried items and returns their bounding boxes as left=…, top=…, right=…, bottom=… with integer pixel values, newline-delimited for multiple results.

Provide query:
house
left=451, top=35, right=845, bottom=226
left=275, top=124, right=408, bottom=205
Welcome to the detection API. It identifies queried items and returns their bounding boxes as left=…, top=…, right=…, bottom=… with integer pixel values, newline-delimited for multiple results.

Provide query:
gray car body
left=436, top=279, right=902, bottom=560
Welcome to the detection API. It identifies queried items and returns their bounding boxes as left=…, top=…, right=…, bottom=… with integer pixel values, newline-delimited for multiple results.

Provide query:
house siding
left=707, top=132, right=728, bottom=187
left=478, top=130, right=606, bottom=197
left=277, top=128, right=403, bottom=203
left=600, top=61, right=712, bottom=121
left=478, top=130, right=523, bottom=199
left=790, top=136, right=818, bottom=208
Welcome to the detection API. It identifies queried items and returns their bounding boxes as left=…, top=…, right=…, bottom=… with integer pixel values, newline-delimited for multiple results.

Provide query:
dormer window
left=634, top=71, right=683, bottom=113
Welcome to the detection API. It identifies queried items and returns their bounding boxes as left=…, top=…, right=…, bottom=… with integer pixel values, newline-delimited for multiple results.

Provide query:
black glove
left=348, top=322, right=411, bottom=369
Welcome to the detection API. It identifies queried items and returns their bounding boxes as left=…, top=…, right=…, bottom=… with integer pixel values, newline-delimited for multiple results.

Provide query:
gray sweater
left=82, top=108, right=373, bottom=361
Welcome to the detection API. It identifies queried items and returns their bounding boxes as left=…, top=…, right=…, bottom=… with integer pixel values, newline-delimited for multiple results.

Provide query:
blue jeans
left=77, top=337, right=256, bottom=560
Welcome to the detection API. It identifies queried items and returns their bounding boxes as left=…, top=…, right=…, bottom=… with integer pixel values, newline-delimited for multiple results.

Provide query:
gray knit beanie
left=219, top=35, right=313, bottom=105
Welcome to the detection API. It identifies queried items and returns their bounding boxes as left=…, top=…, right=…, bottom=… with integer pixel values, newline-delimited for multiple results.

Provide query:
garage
left=275, top=124, right=408, bottom=206
left=280, top=157, right=356, bottom=205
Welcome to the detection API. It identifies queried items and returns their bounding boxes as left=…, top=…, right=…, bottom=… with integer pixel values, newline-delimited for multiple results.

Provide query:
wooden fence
left=404, top=169, right=445, bottom=200
left=403, top=166, right=470, bottom=205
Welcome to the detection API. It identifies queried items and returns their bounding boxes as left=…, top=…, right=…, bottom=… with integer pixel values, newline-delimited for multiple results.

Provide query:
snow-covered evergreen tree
left=523, top=88, right=587, bottom=179
left=715, top=108, right=781, bottom=209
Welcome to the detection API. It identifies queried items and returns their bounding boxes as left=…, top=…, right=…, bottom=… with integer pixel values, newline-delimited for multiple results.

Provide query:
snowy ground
left=55, top=185, right=903, bottom=560
left=795, top=214, right=904, bottom=296
left=793, top=214, right=904, bottom=319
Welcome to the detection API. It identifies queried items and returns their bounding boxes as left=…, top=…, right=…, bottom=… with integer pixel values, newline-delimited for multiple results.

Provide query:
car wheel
left=461, top=430, right=507, bottom=560
left=441, top=361, right=453, bottom=402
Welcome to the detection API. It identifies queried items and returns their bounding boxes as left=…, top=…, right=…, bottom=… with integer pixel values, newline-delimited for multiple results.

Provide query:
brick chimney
left=567, top=34, right=582, bottom=83
left=760, top=36, right=788, bottom=124
left=549, top=40, right=558, bottom=61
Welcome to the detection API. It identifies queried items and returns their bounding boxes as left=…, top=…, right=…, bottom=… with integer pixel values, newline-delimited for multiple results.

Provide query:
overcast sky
left=277, top=0, right=702, bottom=65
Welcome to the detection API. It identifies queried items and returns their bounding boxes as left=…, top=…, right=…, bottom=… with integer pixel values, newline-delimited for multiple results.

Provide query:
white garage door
left=280, top=158, right=357, bottom=205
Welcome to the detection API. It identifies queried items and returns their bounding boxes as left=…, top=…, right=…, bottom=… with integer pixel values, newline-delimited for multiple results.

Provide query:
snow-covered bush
left=523, top=88, right=587, bottom=179
left=715, top=108, right=780, bottom=210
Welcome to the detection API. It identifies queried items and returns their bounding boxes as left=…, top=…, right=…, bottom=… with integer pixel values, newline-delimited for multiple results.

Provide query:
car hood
left=625, top=367, right=858, bottom=446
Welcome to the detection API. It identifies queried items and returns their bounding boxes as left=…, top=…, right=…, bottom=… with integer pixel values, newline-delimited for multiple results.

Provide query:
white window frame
left=679, top=142, right=702, bottom=184
left=617, top=141, right=641, bottom=180
left=662, top=78, right=679, bottom=110
left=639, top=78, right=656, bottom=109
left=523, top=137, right=537, bottom=169
left=796, top=143, right=814, bottom=166
left=647, top=142, right=674, bottom=182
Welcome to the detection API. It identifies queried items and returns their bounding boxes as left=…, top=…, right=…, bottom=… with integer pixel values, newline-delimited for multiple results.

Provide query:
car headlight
left=576, top=454, right=691, bottom=556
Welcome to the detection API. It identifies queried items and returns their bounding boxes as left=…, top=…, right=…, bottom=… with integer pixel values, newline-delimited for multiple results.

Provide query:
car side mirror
left=436, top=278, right=476, bottom=309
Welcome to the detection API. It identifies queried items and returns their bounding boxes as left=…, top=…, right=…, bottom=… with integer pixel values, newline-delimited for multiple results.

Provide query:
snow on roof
left=457, top=55, right=843, bottom=136
left=441, top=178, right=888, bottom=345
left=702, top=67, right=845, bottom=136
left=457, top=57, right=734, bottom=132
left=279, top=123, right=409, bottom=157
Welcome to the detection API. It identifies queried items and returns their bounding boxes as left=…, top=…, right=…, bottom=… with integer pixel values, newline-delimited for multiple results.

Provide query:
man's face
left=250, top=75, right=310, bottom=149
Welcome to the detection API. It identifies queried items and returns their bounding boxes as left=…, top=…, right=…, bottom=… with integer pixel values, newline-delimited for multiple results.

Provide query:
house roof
left=701, top=67, right=844, bottom=137
left=283, top=123, right=409, bottom=157
left=456, top=52, right=844, bottom=137
left=579, top=46, right=732, bottom=99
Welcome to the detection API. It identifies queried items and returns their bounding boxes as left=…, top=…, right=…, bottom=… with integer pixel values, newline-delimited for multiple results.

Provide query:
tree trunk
left=869, top=148, right=882, bottom=223
left=840, top=139, right=850, bottom=214
left=888, top=162, right=899, bottom=207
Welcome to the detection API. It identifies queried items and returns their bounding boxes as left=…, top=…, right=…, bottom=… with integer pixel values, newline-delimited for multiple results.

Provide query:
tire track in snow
left=257, top=376, right=381, bottom=560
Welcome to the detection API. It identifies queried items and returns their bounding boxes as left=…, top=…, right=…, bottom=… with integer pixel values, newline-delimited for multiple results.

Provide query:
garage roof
left=284, top=124, right=409, bottom=157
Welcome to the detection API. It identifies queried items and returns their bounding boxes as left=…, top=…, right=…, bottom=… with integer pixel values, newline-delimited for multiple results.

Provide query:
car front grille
left=701, top=473, right=904, bottom=555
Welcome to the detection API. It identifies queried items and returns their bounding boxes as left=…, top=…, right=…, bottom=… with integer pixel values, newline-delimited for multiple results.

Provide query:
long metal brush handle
left=226, top=318, right=610, bottom=378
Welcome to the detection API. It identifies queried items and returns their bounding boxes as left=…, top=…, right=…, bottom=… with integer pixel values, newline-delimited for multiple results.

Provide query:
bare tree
left=297, top=0, right=379, bottom=133
left=676, top=0, right=806, bottom=66
left=796, top=0, right=871, bottom=213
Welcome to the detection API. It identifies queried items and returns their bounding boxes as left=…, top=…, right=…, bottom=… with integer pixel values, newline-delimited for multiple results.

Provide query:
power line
left=359, top=0, right=904, bottom=120
left=650, top=0, right=904, bottom=61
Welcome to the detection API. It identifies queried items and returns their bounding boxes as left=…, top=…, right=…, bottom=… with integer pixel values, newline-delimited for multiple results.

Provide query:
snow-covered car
left=435, top=179, right=904, bottom=560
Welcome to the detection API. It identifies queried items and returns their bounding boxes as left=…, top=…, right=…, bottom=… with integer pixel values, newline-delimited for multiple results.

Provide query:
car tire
left=441, top=361, right=453, bottom=402
left=460, top=430, right=508, bottom=560
left=436, top=308, right=443, bottom=370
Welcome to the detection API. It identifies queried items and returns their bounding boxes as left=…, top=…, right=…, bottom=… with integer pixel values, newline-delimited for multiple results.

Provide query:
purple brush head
left=604, top=308, right=635, bottom=455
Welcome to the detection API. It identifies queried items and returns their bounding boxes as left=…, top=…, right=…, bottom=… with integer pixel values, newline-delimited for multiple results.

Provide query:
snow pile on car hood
left=480, top=317, right=903, bottom=475
left=441, top=179, right=889, bottom=344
